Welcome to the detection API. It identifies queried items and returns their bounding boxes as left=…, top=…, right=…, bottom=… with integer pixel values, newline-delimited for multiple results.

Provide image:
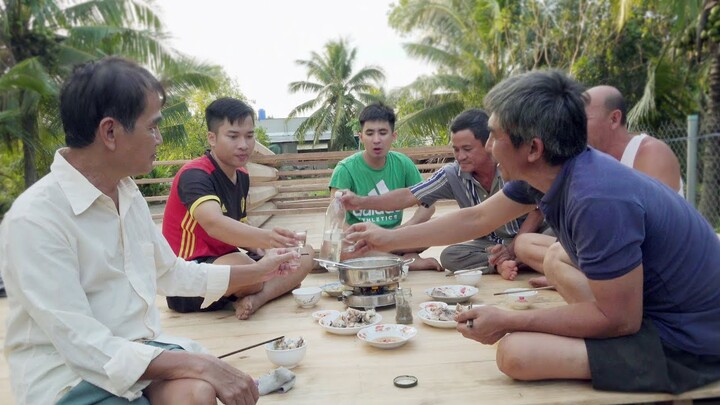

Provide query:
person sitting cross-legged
left=498, top=85, right=685, bottom=287
left=329, top=103, right=442, bottom=271
left=162, top=97, right=314, bottom=319
left=0, top=57, right=301, bottom=405
left=339, top=108, right=547, bottom=279
left=345, top=70, right=720, bottom=394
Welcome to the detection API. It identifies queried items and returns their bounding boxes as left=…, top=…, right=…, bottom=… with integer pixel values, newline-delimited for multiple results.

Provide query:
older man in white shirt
left=0, top=57, right=298, bottom=405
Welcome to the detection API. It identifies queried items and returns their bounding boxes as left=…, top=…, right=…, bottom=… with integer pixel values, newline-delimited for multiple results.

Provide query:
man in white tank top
left=500, top=85, right=685, bottom=287
left=586, top=85, right=683, bottom=195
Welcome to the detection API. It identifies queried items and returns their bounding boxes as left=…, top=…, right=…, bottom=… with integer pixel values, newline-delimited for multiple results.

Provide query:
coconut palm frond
left=288, top=38, right=386, bottom=150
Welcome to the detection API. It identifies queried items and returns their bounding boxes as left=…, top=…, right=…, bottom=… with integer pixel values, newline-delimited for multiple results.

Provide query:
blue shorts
left=56, top=341, right=184, bottom=405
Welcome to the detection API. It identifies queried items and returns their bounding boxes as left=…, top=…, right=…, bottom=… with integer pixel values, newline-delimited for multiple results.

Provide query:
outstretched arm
left=338, top=188, right=421, bottom=211
left=347, top=191, right=535, bottom=252
left=193, top=200, right=296, bottom=249
left=400, top=204, right=435, bottom=227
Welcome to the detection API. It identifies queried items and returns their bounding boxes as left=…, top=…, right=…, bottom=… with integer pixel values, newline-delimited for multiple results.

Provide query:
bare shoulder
left=634, top=136, right=682, bottom=190
left=637, top=136, right=679, bottom=162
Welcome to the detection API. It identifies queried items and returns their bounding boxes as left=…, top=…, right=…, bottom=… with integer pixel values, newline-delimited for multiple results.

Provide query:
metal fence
left=632, top=116, right=720, bottom=230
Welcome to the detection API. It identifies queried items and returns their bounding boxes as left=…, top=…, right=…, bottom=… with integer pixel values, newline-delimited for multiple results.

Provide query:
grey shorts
left=586, top=318, right=720, bottom=394
left=56, top=341, right=184, bottom=405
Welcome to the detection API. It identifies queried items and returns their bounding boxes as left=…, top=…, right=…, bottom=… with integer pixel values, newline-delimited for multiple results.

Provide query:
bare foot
left=233, top=295, right=263, bottom=320
left=497, top=260, right=518, bottom=280
left=529, top=276, right=550, bottom=288
left=409, top=257, right=443, bottom=272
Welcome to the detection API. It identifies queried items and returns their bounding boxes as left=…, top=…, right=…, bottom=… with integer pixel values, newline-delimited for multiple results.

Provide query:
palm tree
left=287, top=38, right=385, bottom=151
left=387, top=0, right=508, bottom=137
left=0, top=0, right=220, bottom=188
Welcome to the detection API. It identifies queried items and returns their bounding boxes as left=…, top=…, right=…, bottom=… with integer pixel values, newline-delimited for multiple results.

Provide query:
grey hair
left=483, top=70, right=588, bottom=165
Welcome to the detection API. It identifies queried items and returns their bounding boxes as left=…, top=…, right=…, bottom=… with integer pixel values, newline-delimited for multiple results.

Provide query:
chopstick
left=493, top=286, right=556, bottom=296
left=445, top=268, right=485, bottom=277
left=218, top=336, right=284, bottom=359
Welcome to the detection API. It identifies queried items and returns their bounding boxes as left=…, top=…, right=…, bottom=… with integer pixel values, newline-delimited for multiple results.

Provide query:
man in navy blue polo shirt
left=346, top=70, right=720, bottom=394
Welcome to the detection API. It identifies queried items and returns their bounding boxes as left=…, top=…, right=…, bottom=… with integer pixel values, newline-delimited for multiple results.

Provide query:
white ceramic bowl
left=453, top=269, right=484, bottom=287
left=425, top=285, right=479, bottom=304
left=292, top=287, right=322, bottom=308
left=320, top=281, right=345, bottom=297
left=265, top=340, right=307, bottom=369
left=318, top=312, right=383, bottom=335
left=357, top=324, right=417, bottom=349
left=504, top=288, right=538, bottom=309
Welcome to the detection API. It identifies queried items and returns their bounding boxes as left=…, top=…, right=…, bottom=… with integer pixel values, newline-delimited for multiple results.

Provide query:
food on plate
left=371, top=336, right=404, bottom=344
left=329, top=308, right=377, bottom=328
left=425, top=304, right=470, bottom=321
left=419, top=301, right=447, bottom=311
left=430, top=286, right=460, bottom=297
left=272, top=336, right=305, bottom=350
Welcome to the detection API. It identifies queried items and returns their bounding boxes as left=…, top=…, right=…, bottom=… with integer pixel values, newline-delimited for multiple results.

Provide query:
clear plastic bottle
left=319, top=191, right=346, bottom=271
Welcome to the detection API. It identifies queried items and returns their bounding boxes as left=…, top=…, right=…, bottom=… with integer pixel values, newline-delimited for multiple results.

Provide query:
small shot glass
left=340, top=232, right=356, bottom=253
left=294, top=230, right=307, bottom=248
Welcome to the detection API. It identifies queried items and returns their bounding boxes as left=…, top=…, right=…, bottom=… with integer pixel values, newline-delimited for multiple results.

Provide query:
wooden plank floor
left=1, top=204, right=719, bottom=404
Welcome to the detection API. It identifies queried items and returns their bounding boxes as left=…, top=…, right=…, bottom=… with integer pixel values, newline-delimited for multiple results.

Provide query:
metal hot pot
left=315, top=256, right=413, bottom=309
left=337, top=256, right=411, bottom=287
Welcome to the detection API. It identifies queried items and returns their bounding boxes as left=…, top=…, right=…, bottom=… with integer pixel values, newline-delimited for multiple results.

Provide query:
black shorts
left=166, top=251, right=261, bottom=313
left=586, top=318, right=720, bottom=394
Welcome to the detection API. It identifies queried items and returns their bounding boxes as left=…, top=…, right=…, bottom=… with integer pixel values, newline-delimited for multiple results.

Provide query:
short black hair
left=358, top=103, right=396, bottom=132
left=60, top=56, right=165, bottom=148
left=484, top=70, right=587, bottom=166
left=205, top=97, right=255, bottom=133
left=450, top=109, right=490, bottom=145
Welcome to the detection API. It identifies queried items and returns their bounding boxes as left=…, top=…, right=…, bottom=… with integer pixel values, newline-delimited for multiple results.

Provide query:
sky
left=154, top=0, right=435, bottom=118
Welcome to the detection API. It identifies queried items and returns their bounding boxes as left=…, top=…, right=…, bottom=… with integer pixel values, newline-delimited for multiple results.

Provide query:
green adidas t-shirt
left=329, top=151, right=423, bottom=228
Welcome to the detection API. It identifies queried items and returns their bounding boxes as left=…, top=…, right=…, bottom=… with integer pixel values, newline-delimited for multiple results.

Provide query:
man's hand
left=344, top=222, right=393, bottom=252
left=144, top=351, right=260, bottom=405
left=338, top=190, right=364, bottom=211
left=262, top=227, right=298, bottom=249
left=255, top=248, right=301, bottom=281
left=198, top=354, right=260, bottom=405
left=487, top=244, right=513, bottom=266
left=456, top=306, right=511, bottom=345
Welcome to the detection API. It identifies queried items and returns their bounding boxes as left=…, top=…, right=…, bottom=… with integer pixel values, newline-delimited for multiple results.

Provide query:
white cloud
left=154, top=0, right=434, bottom=118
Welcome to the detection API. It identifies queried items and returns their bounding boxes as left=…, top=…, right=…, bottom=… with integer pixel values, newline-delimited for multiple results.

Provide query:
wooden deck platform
left=1, top=205, right=719, bottom=404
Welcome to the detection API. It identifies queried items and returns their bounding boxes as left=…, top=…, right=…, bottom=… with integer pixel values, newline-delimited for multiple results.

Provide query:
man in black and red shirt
left=162, top=98, right=314, bottom=319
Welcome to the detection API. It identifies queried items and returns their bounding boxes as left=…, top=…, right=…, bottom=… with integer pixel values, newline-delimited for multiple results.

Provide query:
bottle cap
left=393, top=375, right=418, bottom=388
left=334, top=191, right=343, bottom=198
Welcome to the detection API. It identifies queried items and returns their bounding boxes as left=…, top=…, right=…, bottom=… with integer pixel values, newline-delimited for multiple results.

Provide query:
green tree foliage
left=288, top=38, right=386, bottom=151
left=388, top=0, right=690, bottom=136
left=0, top=0, right=222, bottom=190
left=0, top=0, right=226, bottom=218
left=610, top=0, right=720, bottom=228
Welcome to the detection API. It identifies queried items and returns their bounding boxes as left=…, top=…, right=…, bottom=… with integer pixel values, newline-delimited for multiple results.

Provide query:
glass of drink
left=340, top=232, right=356, bottom=253
left=294, top=230, right=307, bottom=248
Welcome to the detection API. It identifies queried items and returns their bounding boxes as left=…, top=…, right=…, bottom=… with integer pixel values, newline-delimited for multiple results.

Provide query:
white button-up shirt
left=0, top=149, right=231, bottom=404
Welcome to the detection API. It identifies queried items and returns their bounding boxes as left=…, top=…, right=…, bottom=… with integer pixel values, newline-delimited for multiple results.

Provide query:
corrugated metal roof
left=257, top=117, right=331, bottom=143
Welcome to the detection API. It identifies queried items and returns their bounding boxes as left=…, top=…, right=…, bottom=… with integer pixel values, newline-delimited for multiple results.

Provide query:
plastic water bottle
left=319, top=191, right=346, bottom=271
